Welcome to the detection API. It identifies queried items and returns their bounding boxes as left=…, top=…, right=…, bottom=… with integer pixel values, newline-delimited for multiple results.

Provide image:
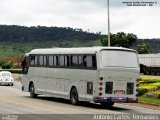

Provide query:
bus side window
left=48, top=55, right=54, bottom=66
left=71, top=55, right=78, bottom=67
left=78, top=56, right=83, bottom=68
left=30, top=55, right=38, bottom=66
left=59, top=55, right=65, bottom=67
left=65, top=56, right=70, bottom=67
left=86, top=56, right=93, bottom=68
left=92, top=55, right=97, bottom=68
left=39, top=55, right=44, bottom=66
left=54, top=56, right=59, bottom=67
left=83, top=55, right=87, bottom=67
left=39, top=55, right=47, bottom=66
left=84, top=55, right=97, bottom=69
left=44, top=56, right=47, bottom=66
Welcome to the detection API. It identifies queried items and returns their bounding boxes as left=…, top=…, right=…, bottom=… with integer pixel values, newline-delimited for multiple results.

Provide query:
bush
left=1, top=62, right=14, bottom=69
left=0, top=61, right=5, bottom=66
left=151, top=82, right=160, bottom=89
left=138, top=87, right=148, bottom=96
left=143, top=90, right=160, bottom=99
left=140, top=77, right=160, bottom=83
left=138, top=84, right=158, bottom=96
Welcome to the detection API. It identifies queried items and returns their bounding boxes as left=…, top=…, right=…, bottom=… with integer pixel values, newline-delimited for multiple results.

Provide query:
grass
left=139, top=97, right=160, bottom=105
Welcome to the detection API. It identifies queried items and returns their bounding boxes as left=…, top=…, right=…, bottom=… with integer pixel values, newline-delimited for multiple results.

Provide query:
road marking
left=0, top=97, right=66, bottom=114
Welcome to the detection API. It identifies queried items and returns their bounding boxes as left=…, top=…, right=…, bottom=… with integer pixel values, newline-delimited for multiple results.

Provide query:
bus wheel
left=29, top=83, right=37, bottom=98
left=145, top=67, right=151, bottom=75
left=70, top=88, right=79, bottom=105
left=100, top=102, right=114, bottom=108
left=156, top=68, right=160, bottom=76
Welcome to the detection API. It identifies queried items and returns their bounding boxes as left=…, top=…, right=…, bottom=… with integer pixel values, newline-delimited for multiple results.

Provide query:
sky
left=0, top=0, right=159, bottom=38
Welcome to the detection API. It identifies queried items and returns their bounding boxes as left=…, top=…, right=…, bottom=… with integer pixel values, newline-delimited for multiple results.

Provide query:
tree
left=101, top=32, right=137, bottom=48
left=137, top=43, right=150, bottom=54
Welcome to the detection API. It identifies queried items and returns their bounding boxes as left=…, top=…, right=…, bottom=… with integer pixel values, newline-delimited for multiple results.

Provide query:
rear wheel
left=29, top=83, right=37, bottom=98
left=151, top=68, right=156, bottom=75
left=100, top=102, right=114, bottom=108
left=70, top=88, right=79, bottom=105
left=156, top=68, right=160, bottom=76
left=145, top=67, right=151, bottom=75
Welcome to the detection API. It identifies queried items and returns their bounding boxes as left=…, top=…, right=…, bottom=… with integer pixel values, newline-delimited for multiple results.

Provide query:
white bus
left=22, top=47, right=140, bottom=107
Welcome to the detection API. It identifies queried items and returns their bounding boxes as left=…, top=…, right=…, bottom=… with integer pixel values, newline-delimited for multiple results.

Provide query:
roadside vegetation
left=0, top=57, right=23, bottom=73
left=138, top=77, right=160, bottom=105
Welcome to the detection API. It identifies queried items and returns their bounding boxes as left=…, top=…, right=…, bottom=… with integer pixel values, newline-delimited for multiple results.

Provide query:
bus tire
left=70, top=88, right=79, bottom=105
left=29, top=83, right=37, bottom=98
left=100, top=102, right=114, bottom=108
left=156, top=68, right=160, bottom=76
left=145, top=67, right=151, bottom=75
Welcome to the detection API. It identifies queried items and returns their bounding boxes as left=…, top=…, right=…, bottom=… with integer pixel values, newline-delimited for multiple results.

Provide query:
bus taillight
left=99, top=77, right=103, bottom=96
left=99, top=87, right=103, bottom=91
left=99, top=77, right=103, bottom=81
left=99, top=92, right=102, bottom=96
left=99, top=82, right=103, bottom=86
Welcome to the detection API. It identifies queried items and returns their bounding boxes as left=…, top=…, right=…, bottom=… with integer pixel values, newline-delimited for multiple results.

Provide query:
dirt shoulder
left=124, top=103, right=160, bottom=110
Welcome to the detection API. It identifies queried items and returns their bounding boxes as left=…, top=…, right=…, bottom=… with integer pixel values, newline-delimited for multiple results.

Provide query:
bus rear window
left=101, top=50, right=138, bottom=68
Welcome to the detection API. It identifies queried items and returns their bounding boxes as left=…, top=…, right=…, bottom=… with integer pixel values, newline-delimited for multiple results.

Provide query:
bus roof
left=28, top=47, right=137, bottom=55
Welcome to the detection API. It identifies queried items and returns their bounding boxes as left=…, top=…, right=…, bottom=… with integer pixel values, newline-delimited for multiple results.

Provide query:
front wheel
left=29, top=83, right=37, bottom=98
left=70, top=88, right=79, bottom=105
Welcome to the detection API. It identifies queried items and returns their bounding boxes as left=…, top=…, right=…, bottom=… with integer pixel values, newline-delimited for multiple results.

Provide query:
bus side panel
left=46, top=68, right=98, bottom=101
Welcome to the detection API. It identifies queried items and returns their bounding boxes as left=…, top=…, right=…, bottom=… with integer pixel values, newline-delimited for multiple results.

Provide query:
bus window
left=83, top=56, right=87, bottom=67
left=92, top=55, right=97, bottom=68
left=78, top=56, right=83, bottom=67
left=86, top=56, right=93, bottom=68
left=59, top=55, right=65, bottom=67
left=39, top=55, right=47, bottom=66
left=54, top=56, right=58, bottom=66
left=84, top=55, right=97, bottom=69
left=48, top=55, right=54, bottom=66
left=30, top=55, right=38, bottom=66
left=65, top=56, right=70, bottom=67
left=44, top=56, right=47, bottom=66
left=39, top=55, right=44, bottom=66
left=71, top=55, right=78, bottom=67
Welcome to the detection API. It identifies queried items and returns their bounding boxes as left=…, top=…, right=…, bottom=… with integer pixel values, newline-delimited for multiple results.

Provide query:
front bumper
left=0, top=82, right=13, bottom=85
left=94, top=97, right=138, bottom=103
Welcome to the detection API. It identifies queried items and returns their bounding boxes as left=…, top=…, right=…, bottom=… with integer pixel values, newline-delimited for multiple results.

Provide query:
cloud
left=0, top=0, right=159, bottom=38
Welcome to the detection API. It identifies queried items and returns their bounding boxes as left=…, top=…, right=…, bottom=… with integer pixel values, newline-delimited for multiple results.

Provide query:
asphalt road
left=0, top=81, right=160, bottom=120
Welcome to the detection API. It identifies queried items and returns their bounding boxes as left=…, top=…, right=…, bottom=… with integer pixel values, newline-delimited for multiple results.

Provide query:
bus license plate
left=115, top=90, right=125, bottom=94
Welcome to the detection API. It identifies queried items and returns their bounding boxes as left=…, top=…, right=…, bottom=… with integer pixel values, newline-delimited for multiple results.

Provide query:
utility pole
left=107, top=0, right=110, bottom=47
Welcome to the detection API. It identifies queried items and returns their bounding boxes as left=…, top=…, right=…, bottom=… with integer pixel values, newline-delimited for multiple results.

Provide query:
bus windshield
left=101, top=50, right=139, bottom=68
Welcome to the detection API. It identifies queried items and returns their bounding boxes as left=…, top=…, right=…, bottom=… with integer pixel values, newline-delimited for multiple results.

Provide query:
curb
left=138, top=101, right=160, bottom=106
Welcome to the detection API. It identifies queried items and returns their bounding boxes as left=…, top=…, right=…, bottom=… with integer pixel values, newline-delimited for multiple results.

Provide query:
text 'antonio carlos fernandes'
left=93, top=114, right=159, bottom=120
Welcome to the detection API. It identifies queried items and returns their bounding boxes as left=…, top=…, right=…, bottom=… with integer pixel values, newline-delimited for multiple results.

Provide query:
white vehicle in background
left=0, top=71, right=14, bottom=86
left=22, top=47, right=140, bottom=107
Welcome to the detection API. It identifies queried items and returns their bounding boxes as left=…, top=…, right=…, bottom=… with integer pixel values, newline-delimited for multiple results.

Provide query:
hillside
left=0, top=25, right=103, bottom=57
left=0, top=25, right=103, bottom=42
left=0, top=25, right=159, bottom=57
left=132, top=39, right=160, bottom=53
